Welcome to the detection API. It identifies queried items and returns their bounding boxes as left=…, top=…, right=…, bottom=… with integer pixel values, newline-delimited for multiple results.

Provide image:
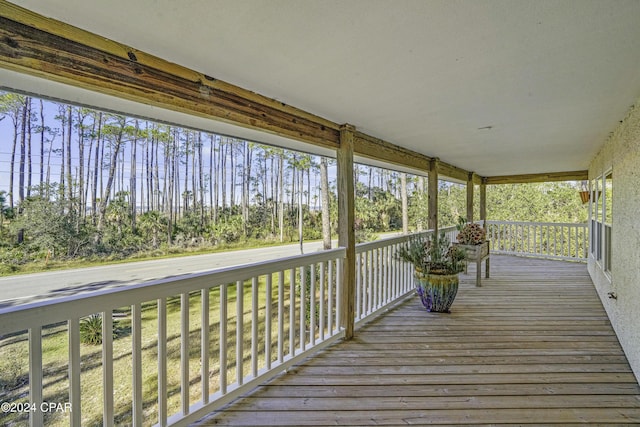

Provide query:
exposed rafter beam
left=485, top=170, right=588, bottom=185
left=353, top=132, right=430, bottom=172
left=0, top=2, right=340, bottom=149
left=436, top=162, right=471, bottom=183
left=353, top=131, right=476, bottom=181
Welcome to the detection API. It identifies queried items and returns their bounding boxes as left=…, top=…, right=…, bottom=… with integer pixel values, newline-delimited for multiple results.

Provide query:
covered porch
left=2, top=1, right=640, bottom=426
left=199, top=255, right=640, bottom=425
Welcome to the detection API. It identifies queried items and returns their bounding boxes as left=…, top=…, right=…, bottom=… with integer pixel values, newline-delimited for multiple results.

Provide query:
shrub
left=80, top=314, right=103, bottom=345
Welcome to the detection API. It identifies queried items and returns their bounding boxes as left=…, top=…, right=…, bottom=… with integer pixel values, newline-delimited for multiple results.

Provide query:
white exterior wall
left=588, top=100, right=640, bottom=382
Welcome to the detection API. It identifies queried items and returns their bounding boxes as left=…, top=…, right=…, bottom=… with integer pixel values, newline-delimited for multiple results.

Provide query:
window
left=604, top=171, right=613, bottom=273
left=590, top=171, right=613, bottom=276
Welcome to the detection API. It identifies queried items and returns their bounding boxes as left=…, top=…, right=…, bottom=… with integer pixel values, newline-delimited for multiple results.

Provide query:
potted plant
left=397, top=232, right=465, bottom=313
left=455, top=217, right=490, bottom=286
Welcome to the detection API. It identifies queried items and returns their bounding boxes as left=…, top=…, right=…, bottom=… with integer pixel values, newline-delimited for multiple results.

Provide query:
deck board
left=194, top=255, right=640, bottom=426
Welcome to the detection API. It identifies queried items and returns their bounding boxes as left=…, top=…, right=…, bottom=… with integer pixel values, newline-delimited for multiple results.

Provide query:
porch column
left=466, top=172, right=474, bottom=222
left=480, top=177, right=487, bottom=223
left=428, top=158, right=439, bottom=234
left=338, top=124, right=356, bottom=339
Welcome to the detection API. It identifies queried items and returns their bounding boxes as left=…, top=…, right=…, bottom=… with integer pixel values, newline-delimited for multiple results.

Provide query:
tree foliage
left=0, top=91, right=588, bottom=272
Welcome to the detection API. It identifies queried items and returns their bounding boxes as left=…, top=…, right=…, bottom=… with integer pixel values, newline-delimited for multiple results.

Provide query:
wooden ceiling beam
left=436, top=162, right=471, bottom=182
left=0, top=2, right=340, bottom=149
left=353, top=132, right=431, bottom=172
left=485, top=170, right=588, bottom=184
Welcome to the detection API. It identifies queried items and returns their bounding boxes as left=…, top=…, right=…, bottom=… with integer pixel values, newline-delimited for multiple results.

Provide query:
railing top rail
left=485, top=220, right=588, bottom=228
left=0, top=247, right=346, bottom=335
left=355, top=231, right=430, bottom=253
left=355, top=226, right=457, bottom=253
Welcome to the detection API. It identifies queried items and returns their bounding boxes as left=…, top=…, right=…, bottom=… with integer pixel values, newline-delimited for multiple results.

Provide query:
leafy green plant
left=80, top=314, right=103, bottom=345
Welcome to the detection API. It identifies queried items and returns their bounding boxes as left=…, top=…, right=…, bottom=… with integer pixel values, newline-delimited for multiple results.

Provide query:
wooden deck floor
left=195, top=255, right=640, bottom=426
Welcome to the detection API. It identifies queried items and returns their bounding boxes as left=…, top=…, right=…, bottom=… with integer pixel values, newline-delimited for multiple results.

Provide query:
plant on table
left=456, top=216, right=486, bottom=245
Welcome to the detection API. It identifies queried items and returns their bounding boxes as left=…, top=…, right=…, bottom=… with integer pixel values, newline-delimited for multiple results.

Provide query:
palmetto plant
left=79, top=314, right=103, bottom=345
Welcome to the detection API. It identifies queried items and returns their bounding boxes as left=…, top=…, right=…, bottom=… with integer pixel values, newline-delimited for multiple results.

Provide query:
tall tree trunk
left=84, top=117, right=95, bottom=219
left=270, top=153, right=280, bottom=235
left=210, top=134, right=217, bottom=223
left=298, top=167, right=304, bottom=254
left=320, top=157, right=331, bottom=250
left=130, top=119, right=139, bottom=231
left=8, top=109, right=18, bottom=210
left=26, top=99, right=32, bottom=198
left=230, top=139, right=235, bottom=210
left=38, top=99, right=45, bottom=188
left=154, top=130, right=160, bottom=211
left=220, top=140, right=227, bottom=211
left=417, top=176, right=425, bottom=231
left=183, top=130, right=189, bottom=212
left=92, top=112, right=103, bottom=222
left=401, top=173, right=409, bottom=234
left=65, top=105, right=73, bottom=207
left=279, top=153, right=284, bottom=242
left=242, top=141, right=252, bottom=237
left=77, top=110, right=86, bottom=220
left=45, top=127, right=54, bottom=199
left=146, top=130, right=152, bottom=212
left=18, top=98, right=28, bottom=205
left=97, top=120, right=124, bottom=232
left=198, top=132, right=205, bottom=225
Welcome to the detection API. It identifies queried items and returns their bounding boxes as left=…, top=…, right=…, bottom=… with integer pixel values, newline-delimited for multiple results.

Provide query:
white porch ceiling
left=6, top=0, right=640, bottom=177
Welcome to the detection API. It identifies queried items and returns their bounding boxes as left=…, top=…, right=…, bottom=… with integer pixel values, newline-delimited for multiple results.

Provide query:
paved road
left=0, top=233, right=400, bottom=308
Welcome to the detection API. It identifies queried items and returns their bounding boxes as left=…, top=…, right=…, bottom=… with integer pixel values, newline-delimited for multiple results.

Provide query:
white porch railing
left=0, top=249, right=346, bottom=427
left=353, top=225, right=456, bottom=326
left=0, top=230, right=441, bottom=427
left=485, top=220, right=588, bottom=261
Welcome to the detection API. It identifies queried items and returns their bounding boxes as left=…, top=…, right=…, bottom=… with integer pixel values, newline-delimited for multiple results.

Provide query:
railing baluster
left=201, top=288, right=210, bottom=403
left=277, top=271, right=284, bottom=363
left=336, top=258, right=343, bottom=331
left=68, top=318, right=81, bottom=427
left=236, top=281, right=244, bottom=386
left=132, top=303, right=143, bottom=426
left=219, top=285, right=228, bottom=395
left=289, top=269, right=295, bottom=357
left=356, top=252, right=362, bottom=319
left=319, top=262, right=326, bottom=341
left=29, top=326, right=43, bottom=427
left=265, top=273, right=272, bottom=370
left=158, top=298, right=167, bottom=427
left=328, top=261, right=334, bottom=334
left=181, top=293, right=190, bottom=415
left=299, top=266, right=306, bottom=351
left=376, top=247, right=384, bottom=309
left=389, top=244, right=395, bottom=300
left=103, top=310, right=114, bottom=427
left=310, top=263, right=317, bottom=346
left=251, top=276, right=259, bottom=378
left=367, top=250, right=372, bottom=314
